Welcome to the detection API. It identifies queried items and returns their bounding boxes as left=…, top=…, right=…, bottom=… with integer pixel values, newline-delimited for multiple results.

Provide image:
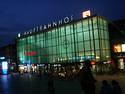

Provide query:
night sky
left=0, top=0, right=125, bottom=47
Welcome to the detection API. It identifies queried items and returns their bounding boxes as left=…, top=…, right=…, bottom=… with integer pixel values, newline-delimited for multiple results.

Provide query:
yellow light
left=82, top=10, right=91, bottom=18
left=114, top=44, right=121, bottom=52
left=96, top=56, right=100, bottom=59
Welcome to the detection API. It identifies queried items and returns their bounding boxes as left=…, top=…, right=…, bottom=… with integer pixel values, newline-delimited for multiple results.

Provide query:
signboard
left=82, top=10, right=91, bottom=18
left=122, top=44, right=125, bottom=52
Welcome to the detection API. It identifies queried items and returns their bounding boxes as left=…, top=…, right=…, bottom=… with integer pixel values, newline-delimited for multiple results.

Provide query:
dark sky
left=0, top=0, right=125, bottom=47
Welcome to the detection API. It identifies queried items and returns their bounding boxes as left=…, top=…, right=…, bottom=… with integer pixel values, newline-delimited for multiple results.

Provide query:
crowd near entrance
left=18, top=59, right=125, bottom=79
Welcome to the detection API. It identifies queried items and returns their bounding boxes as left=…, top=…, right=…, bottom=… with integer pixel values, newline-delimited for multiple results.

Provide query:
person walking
left=111, top=80, right=122, bottom=94
left=99, top=80, right=112, bottom=94
left=79, top=60, right=96, bottom=94
left=47, top=74, right=55, bottom=94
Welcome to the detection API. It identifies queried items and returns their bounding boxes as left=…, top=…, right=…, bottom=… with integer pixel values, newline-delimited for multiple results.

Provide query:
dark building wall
left=0, top=44, right=17, bottom=71
left=109, top=19, right=125, bottom=69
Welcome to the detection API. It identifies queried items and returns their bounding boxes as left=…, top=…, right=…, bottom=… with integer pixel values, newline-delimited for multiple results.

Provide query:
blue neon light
left=2, top=69, right=8, bottom=75
left=2, top=61, right=8, bottom=75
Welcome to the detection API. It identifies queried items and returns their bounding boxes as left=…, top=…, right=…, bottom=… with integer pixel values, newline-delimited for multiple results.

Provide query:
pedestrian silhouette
left=99, top=80, right=112, bottom=94
left=111, top=80, right=122, bottom=94
left=48, top=74, right=55, bottom=94
left=79, top=60, right=96, bottom=94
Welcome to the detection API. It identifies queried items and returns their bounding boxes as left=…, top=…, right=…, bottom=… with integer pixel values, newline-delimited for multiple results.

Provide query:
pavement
left=0, top=73, right=125, bottom=94
left=54, top=74, right=125, bottom=94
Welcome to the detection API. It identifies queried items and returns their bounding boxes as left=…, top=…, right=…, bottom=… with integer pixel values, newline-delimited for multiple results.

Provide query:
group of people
left=100, top=80, right=122, bottom=94
left=79, top=60, right=122, bottom=94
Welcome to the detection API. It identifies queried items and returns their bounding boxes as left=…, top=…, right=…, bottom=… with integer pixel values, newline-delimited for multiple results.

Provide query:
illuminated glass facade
left=17, top=16, right=110, bottom=64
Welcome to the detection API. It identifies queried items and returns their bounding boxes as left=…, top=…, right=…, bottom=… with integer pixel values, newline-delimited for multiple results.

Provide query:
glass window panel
left=66, top=35, right=72, bottom=44
left=67, top=44, right=72, bottom=53
left=82, top=20, right=88, bottom=31
left=61, top=27, right=65, bottom=36
left=36, top=34, right=39, bottom=41
left=37, top=47, right=41, bottom=56
left=100, top=50, right=106, bottom=60
left=100, top=30, right=104, bottom=39
left=78, top=42, right=84, bottom=52
left=71, top=44, right=75, bottom=53
left=100, top=40, right=106, bottom=49
left=105, top=40, right=110, bottom=49
left=40, top=34, right=44, bottom=41
left=95, top=40, right=99, bottom=49
left=95, top=50, right=100, bottom=61
left=23, top=38, right=26, bottom=44
left=85, top=51, right=91, bottom=56
left=77, top=22, right=82, bottom=33
left=99, top=18, right=104, bottom=29
left=92, top=17, right=97, bottom=29
left=74, top=41, right=78, bottom=52
left=47, top=31, right=51, bottom=39
left=84, top=32, right=89, bottom=40
left=61, top=46, right=66, bottom=54
left=70, top=25, right=74, bottom=34
left=32, top=36, right=35, bottom=43
left=66, top=25, right=70, bottom=35
left=56, top=38, right=59, bottom=46
left=61, top=36, right=67, bottom=46
left=103, top=20, right=107, bottom=28
left=55, top=29, right=59, bottom=38
left=41, top=57, right=48, bottom=63
left=104, top=30, right=108, bottom=39
left=58, top=28, right=61, bottom=37
left=48, top=47, right=53, bottom=55
left=59, top=45, right=62, bottom=54
left=91, top=41, right=94, bottom=50
left=58, top=37, right=62, bottom=45
left=61, top=54, right=66, bottom=60
left=56, top=46, right=59, bottom=54
left=82, top=20, right=88, bottom=26
left=67, top=53, right=72, bottom=58
left=74, top=33, right=78, bottom=42
left=27, top=37, right=29, bottom=44
left=85, top=41, right=90, bottom=51
left=71, top=34, right=75, bottom=44
left=39, top=40, right=43, bottom=48
left=94, top=29, right=98, bottom=39
left=51, top=29, right=56, bottom=38
left=53, top=47, right=57, bottom=54
left=51, top=38, right=56, bottom=46
left=92, top=17, right=97, bottom=24
left=47, top=39, right=52, bottom=47
left=78, top=32, right=83, bottom=42
left=88, top=21, right=92, bottom=30
left=48, top=56, right=53, bottom=63
left=105, top=50, right=110, bottom=59
left=93, top=24, right=97, bottom=29
left=90, top=31, right=93, bottom=39
left=73, top=24, right=77, bottom=33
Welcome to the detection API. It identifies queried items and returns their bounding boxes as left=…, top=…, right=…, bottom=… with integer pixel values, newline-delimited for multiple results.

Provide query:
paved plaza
left=0, top=73, right=125, bottom=94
